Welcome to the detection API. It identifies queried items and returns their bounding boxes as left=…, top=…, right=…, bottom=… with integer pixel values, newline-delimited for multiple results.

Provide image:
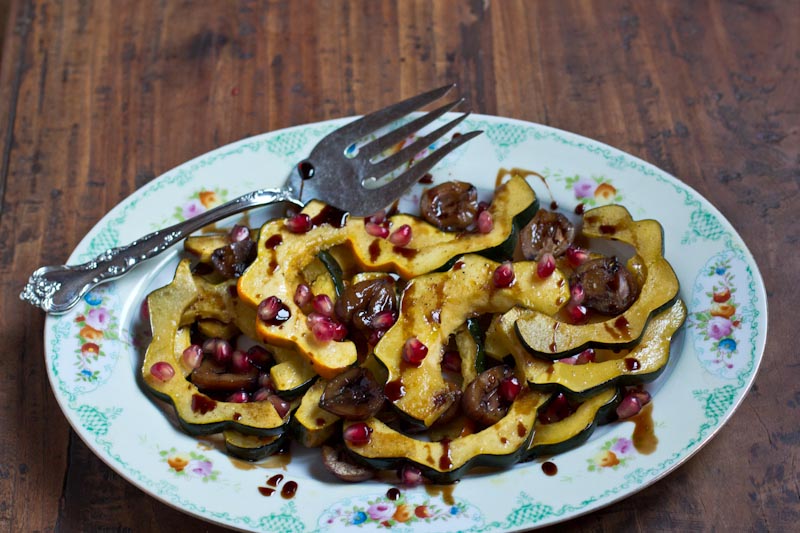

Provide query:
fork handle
left=20, top=187, right=301, bottom=314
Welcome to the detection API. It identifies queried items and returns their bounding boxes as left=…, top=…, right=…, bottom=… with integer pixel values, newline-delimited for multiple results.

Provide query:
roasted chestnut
left=419, top=181, right=479, bottom=231
left=570, top=256, right=640, bottom=315
left=319, top=367, right=385, bottom=420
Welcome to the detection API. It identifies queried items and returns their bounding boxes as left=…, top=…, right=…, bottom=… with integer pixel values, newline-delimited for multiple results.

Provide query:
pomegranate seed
left=308, top=314, right=346, bottom=342
left=566, top=246, right=589, bottom=267
left=399, top=465, right=424, bottom=487
left=371, top=310, right=396, bottom=330
left=229, top=224, right=250, bottom=243
left=306, top=312, right=327, bottom=326
left=537, top=252, right=556, bottom=278
left=285, top=213, right=311, bottom=233
left=558, top=348, right=596, bottom=365
left=500, top=376, right=522, bottom=402
left=570, top=282, right=585, bottom=305
left=246, top=345, right=273, bottom=368
left=565, top=303, right=589, bottom=324
left=365, top=221, right=389, bottom=238
left=202, top=338, right=218, bottom=354
left=252, top=387, right=272, bottom=402
left=212, top=339, right=233, bottom=364
left=388, top=224, right=412, bottom=246
left=368, top=329, right=386, bottom=345
left=616, top=395, right=642, bottom=419
left=258, top=296, right=291, bottom=324
left=477, top=201, right=490, bottom=214
left=477, top=210, right=494, bottom=234
left=538, top=393, right=572, bottom=424
left=493, top=261, right=515, bottom=288
left=331, top=321, right=348, bottom=341
left=293, top=284, right=313, bottom=308
left=257, top=373, right=273, bottom=389
left=441, top=351, right=462, bottom=373
left=343, top=422, right=372, bottom=446
left=181, top=344, right=203, bottom=370
left=310, top=318, right=336, bottom=342
left=150, top=362, right=175, bottom=382
left=626, top=387, right=652, bottom=407
left=575, top=348, right=596, bottom=364
left=231, top=350, right=254, bottom=373
left=402, top=337, right=429, bottom=366
left=226, top=391, right=249, bottom=403
left=312, top=294, right=334, bottom=317
left=367, top=210, right=386, bottom=224
left=269, top=394, right=292, bottom=418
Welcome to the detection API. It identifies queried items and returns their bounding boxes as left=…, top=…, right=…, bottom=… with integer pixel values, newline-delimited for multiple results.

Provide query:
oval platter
left=44, top=113, right=768, bottom=532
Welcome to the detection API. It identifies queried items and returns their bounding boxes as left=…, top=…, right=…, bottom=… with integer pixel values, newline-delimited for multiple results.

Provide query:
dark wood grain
left=0, top=0, right=796, bottom=531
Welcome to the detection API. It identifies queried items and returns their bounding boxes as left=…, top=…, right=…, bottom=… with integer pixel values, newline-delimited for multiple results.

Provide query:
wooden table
left=1, top=1, right=796, bottom=531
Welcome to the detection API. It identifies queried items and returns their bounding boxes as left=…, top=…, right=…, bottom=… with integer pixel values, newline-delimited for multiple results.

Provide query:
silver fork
left=20, top=84, right=481, bottom=314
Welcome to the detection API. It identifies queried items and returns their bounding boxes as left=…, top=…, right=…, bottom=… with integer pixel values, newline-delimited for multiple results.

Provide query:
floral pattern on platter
left=690, top=251, right=752, bottom=379
left=587, top=437, right=636, bottom=472
left=318, top=492, right=481, bottom=531
left=563, top=174, right=623, bottom=206
left=161, top=447, right=220, bottom=482
left=175, top=189, right=228, bottom=221
left=72, top=291, right=119, bottom=383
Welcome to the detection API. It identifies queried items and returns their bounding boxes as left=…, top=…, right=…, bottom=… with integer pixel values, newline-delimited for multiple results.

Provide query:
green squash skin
left=514, top=205, right=681, bottom=359
left=524, top=299, right=687, bottom=400
left=455, top=317, right=487, bottom=384
left=223, top=431, right=287, bottom=461
left=525, top=387, right=620, bottom=460
left=317, top=249, right=345, bottom=297
left=271, top=373, right=316, bottom=400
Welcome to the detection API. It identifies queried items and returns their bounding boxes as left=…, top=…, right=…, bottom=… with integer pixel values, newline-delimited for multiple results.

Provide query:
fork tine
left=359, top=98, right=464, bottom=160
left=374, top=130, right=483, bottom=199
left=328, top=84, right=455, bottom=143
left=368, top=112, right=471, bottom=179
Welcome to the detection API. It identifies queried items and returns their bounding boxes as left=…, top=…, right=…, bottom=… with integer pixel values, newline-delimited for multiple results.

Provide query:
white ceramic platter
left=44, top=114, right=767, bottom=532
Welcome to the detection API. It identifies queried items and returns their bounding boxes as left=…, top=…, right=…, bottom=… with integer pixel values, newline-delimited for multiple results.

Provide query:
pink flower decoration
left=182, top=200, right=206, bottom=219
left=85, top=308, right=111, bottom=331
left=573, top=178, right=596, bottom=199
left=187, top=460, right=213, bottom=477
left=366, top=502, right=396, bottom=521
left=708, top=316, right=733, bottom=340
left=611, top=437, right=633, bottom=455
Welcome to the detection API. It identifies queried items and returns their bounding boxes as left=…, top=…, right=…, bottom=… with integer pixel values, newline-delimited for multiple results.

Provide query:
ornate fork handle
left=20, top=187, right=301, bottom=314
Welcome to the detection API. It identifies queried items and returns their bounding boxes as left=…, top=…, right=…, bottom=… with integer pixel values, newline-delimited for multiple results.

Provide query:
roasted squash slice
left=347, top=174, right=538, bottom=276
left=514, top=205, right=680, bottom=358
left=224, top=430, right=287, bottom=461
left=142, top=260, right=287, bottom=436
left=290, top=379, right=341, bottom=448
left=488, top=300, right=686, bottom=399
left=344, top=389, right=549, bottom=484
left=526, top=299, right=687, bottom=397
left=526, top=386, right=619, bottom=459
left=374, top=254, right=568, bottom=426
